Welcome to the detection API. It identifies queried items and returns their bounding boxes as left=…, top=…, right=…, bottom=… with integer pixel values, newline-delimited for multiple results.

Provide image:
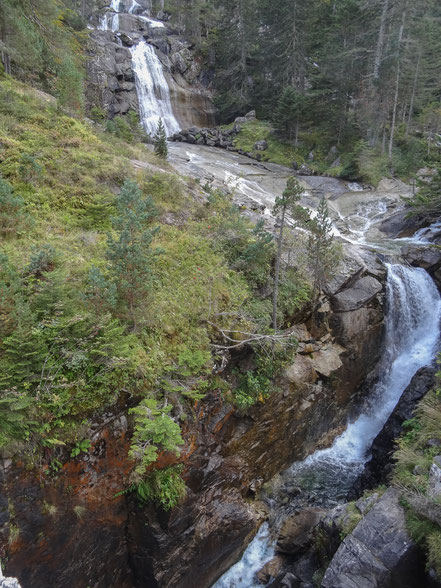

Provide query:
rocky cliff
left=0, top=250, right=387, bottom=587
left=86, top=9, right=216, bottom=130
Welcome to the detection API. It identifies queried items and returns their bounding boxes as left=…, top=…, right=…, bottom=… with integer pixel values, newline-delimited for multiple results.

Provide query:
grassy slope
left=0, top=76, right=252, bottom=460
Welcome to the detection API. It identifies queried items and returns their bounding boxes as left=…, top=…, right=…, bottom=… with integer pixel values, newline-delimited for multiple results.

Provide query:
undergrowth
left=0, top=76, right=313, bottom=510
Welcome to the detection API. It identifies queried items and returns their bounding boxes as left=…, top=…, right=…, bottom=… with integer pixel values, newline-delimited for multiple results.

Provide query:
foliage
left=26, top=244, right=57, bottom=277
left=57, top=56, right=84, bottom=114
left=154, top=119, right=168, bottom=158
left=307, top=197, right=341, bottom=303
left=232, top=342, right=294, bottom=411
left=272, top=177, right=309, bottom=330
left=127, top=464, right=187, bottom=511
left=0, top=179, right=29, bottom=237
left=70, top=438, right=91, bottom=457
left=128, top=398, right=184, bottom=478
left=106, top=179, right=161, bottom=328
left=410, top=167, right=441, bottom=216
left=274, top=86, right=308, bottom=144
left=392, top=368, right=441, bottom=579
left=105, top=113, right=147, bottom=144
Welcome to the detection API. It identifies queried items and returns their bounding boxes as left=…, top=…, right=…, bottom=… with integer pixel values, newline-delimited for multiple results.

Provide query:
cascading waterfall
left=214, top=264, right=441, bottom=588
left=97, top=0, right=121, bottom=32
left=130, top=40, right=181, bottom=137
left=96, top=0, right=179, bottom=136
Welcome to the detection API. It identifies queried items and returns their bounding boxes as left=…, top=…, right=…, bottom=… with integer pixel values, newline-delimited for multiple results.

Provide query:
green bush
left=0, top=179, right=29, bottom=236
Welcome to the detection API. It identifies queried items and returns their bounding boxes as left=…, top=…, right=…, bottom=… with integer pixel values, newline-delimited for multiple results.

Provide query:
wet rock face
left=85, top=20, right=216, bottom=129
left=348, top=366, right=437, bottom=499
left=321, top=489, right=426, bottom=588
left=0, top=416, right=136, bottom=588
left=86, top=32, right=139, bottom=117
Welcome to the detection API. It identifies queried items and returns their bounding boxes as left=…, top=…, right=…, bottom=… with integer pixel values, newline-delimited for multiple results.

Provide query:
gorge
left=0, top=1, right=441, bottom=587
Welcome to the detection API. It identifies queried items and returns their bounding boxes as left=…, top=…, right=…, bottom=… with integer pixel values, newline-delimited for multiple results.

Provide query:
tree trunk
left=373, top=0, right=390, bottom=81
left=272, top=206, right=286, bottom=332
left=388, top=8, right=406, bottom=161
left=405, top=47, right=421, bottom=138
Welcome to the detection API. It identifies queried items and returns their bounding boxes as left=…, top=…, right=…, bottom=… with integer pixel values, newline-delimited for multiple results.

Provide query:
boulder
left=321, top=489, right=426, bottom=588
left=245, top=110, right=256, bottom=120
left=378, top=210, right=425, bottom=238
left=332, top=276, right=383, bottom=312
left=256, top=555, right=286, bottom=584
left=428, top=457, right=441, bottom=499
left=297, top=164, right=313, bottom=176
left=310, top=344, right=344, bottom=378
left=276, top=508, right=324, bottom=555
left=401, top=245, right=441, bottom=272
left=254, top=140, right=268, bottom=151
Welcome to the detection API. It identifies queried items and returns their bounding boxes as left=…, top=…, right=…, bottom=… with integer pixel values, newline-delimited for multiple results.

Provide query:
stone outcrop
left=170, top=111, right=265, bottom=159
left=324, top=245, right=386, bottom=406
left=85, top=16, right=216, bottom=129
left=0, top=273, right=388, bottom=588
left=401, top=244, right=441, bottom=288
left=276, top=508, right=324, bottom=555
left=321, top=489, right=426, bottom=588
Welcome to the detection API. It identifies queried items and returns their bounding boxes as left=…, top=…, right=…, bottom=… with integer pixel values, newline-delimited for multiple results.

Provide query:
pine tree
left=307, top=197, right=340, bottom=305
left=272, top=177, right=309, bottom=331
left=154, top=119, right=168, bottom=158
left=106, top=179, right=161, bottom=329
left=275, top=86, right=307, bottom=145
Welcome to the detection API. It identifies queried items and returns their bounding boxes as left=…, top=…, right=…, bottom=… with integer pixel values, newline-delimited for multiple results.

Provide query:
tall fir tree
left=154, top=119, right=168, bottom=158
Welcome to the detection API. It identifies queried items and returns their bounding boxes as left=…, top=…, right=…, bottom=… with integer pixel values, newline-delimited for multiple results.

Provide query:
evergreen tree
left=154, top=119, right=168, bottom=158
left=272, top=177, right=309, bottom=331
left=275, top=86, right=307, bottom=145
left=307, top=197, right=340, bottom=304
left=107, top=180, right=161, bottom=329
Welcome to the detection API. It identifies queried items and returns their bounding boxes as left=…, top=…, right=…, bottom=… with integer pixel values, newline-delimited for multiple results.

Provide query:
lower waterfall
left=214, top=264, right=441, bottom=587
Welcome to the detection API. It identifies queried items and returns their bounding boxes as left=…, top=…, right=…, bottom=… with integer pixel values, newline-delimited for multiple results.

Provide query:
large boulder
left=321, top=489, right=426, bottom=588
left=332, top=276, right=383, bottom=312
left=276, top=508, right=324, bottom=555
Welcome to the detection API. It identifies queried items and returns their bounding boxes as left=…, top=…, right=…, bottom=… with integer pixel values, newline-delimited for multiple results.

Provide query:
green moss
left=221, top=119, right=305, bottom=167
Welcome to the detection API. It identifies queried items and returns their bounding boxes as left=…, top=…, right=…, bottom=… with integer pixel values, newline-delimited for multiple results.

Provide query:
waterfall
left=96, top=0, right=178, bottom=137
left=130, top=40, right=181, bottom=137
left=97, top=0, right=121, bottom=31
left=213, top=264, right=441, bottom=587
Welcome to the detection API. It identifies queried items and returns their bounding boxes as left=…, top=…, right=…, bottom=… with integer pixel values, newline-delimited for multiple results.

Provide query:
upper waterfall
left=131, top=40, right=181, bottom=137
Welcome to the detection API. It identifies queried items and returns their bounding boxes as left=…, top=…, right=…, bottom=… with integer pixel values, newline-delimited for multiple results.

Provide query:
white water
left=131, top=40, right=181, bottom=137
left=97, top=0, right=164, bottom=32
left=213, top=524, right=275, bottom=588
left=214, top=264, right=441, bottom=587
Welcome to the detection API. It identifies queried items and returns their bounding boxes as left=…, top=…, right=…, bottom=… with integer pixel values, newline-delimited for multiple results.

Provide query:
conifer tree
left=272, top=177, right=308, bottom=331
left=154, top=119, right=168, bottom=158
left=307, top=197, right=340, bottom=305
left=106, top=179, right=161, bottom=329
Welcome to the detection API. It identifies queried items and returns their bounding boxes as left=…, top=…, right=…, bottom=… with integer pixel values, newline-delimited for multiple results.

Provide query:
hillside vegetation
left=0, top=76, right=316, bottom=507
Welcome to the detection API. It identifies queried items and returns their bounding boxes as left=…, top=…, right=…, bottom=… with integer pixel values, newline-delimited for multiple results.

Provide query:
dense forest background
left=164, top=0, right=441, bottom=180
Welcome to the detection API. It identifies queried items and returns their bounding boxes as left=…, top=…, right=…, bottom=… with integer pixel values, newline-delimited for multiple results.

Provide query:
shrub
left=0, top=179, right=28, bottom=236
